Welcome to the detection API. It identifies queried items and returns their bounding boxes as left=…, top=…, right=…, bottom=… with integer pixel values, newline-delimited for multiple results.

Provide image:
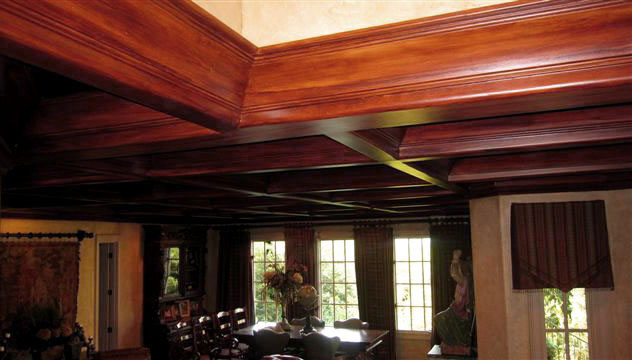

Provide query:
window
left=252, top=240, right=285, bottom=322
left=319, top=239, right=358, bottom=325
left=544, top=288, right=589, bottom=360
left=163, top=247, right=180, bottom=295
left=394, top=237, right=432, bottom=331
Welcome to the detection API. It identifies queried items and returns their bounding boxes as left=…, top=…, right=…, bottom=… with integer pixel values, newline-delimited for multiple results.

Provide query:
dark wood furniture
left=302, top=332, right=341, bottom=360
left=232, top=308, right=248, bottom=330
left=213, top=311, right=247, bottom=359
left=143, top=226, right=208, bottom=359
left=234, top=323, right=388, bottom=356
left=253, top=329, right=291, bottom=358
left=92, top=347, right=150, bottom=360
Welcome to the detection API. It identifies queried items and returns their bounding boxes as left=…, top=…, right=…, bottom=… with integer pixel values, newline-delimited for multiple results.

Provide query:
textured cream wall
left=241, top=0, right=515, bottom=46
left=470, top=190, right=632, bottom=359
left=0, top=219, right=143, bottom=350
left=192, top=0, right=242, bottom=34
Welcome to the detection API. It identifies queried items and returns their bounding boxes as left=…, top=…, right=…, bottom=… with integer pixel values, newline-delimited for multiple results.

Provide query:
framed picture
left=170, top=304, right=180, bottom=319
left=162, top=306, right=175, bottom=322
left=178, top=300, right=191, bottom=318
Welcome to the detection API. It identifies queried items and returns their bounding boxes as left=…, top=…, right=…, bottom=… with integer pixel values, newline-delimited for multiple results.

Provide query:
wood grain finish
left=0, top=0, right=255, bottom=132
left=450, top=144, right=632, bottom=182
left=400, top=105, right=632, bottom=159
left=243, top=0, right=632, bottom=128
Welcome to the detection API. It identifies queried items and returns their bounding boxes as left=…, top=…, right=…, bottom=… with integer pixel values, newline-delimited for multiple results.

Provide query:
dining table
left=234, top=322, right=389, bottom=354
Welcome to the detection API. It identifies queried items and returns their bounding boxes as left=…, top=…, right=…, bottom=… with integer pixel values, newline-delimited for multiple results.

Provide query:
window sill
left=396, top=330, right=432, bottom=341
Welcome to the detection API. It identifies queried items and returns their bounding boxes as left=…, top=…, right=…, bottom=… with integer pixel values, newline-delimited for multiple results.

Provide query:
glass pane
left=346, top=284, right=358, bottom=304
left=321, top=263, right=333, bottom=283
left=396, top=262, right=410, bottom=284
left=322, top=283, right=333, bottom=304
left=266, top=304, right=278, bottom=322
left=346, top=240, right=355, bottom=261
left=409, top=238, right=422, bottom=261
left=333, top=240, right=345, bottom=262
left=568, top=288, right=587, bottom=329
left=569, top=332, right=589, bottom=360
left=422, top=238, right=431, bottom=261
left=275, top=241, right=285, bottom=262
left=346, top=262, right=356, bottom=283
left=411, top=307, right=425, bottom=331
left=322, top=304, right=334, bottom=326
left=255, top=282, right=264, bottom=301
left=334, top=305, right=347, bottom=321
left=334, top=284, right=346, bottom=304
left=545, top=332, right=567, bottom=360
left=333, top=263, right=345, bottom=283
left=165, top=275, right=178, bottom=294
left=320, top=241, right=333, bottom=261
left=425, top=307, right=433, bottom=331
left=395, top=238, right=409, bottom=261
left=411, top=285, right=424, bottom=306
left=410, top=262, right=423, bottom=284
left=424, top=284, right=432, bottom=307
left=169, top=260, right=179, bottom=273
left=255, top=302, right=265, bottom=322
left=253, top=242, right=265, bottom=262
left=169, top=247, right=180, bottom=259
left=397, top=285, right=410, bottom=306
left=423, top=262, right=432, bottom=284
left=347, top=305, right=359, bottom=320
left=254, top=262, right=264, bottom=282
left=265, top=242, right=276, bottom=262
left=397, top=306, right=411, bottom=331
left=544, top=288, right=565, bottom=330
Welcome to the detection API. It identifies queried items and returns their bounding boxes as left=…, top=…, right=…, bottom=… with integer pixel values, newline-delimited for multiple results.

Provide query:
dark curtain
left=354, top=224, right=396, bottom=360
left=284, top=224, right=316, bottom=319
left=430, top=222, right=472, bottom=346
left=216, top=228, right=254, bottom=324
left=511, top=201, right=614, bottom=292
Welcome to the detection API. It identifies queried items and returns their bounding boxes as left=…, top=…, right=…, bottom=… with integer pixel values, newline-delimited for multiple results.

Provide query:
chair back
left=216, top=311, right=234, bottom=337
left=290, top=316, right=325, bottom=328
left=169, top=321, right=197, bottom=358
left=302, top=332, right=340, bottom=360
left=193, top=315, right=215, bottom=354
left=254, top=328, right=290, bottom=356
left=333, top=318, right=369, bottom=329
left=233, top=307, right=248, bottom=330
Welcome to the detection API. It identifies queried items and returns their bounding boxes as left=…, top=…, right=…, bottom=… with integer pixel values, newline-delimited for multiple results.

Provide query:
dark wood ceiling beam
left=243, top=1, right=632, bottom=129
left=400, top=104, right=632, bottom=159
left=326, top=132, right=466, bottom=194
left=0, top=0, right=254, bottom=132
left=450, top=144, right=632, bottom=182
left=329, top=187, right=453, bottom=202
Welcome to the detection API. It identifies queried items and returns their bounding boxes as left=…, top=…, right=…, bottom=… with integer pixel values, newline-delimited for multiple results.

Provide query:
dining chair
left=193, top=315, right=216, bottom=358
left=290, top=316, right=325, bottom=328
left=333, top=319, right=369, bottom=330
left=232, top=307, right=248, bottom=330
left=212, top=311, right=247, bottom=359
left=168, top=320, right=199, bottom=360
left=261, top=356, right=304, bottom=360
left=253, top=328, right=291, bottom=357
left=302, top=332, right=341, bottom=360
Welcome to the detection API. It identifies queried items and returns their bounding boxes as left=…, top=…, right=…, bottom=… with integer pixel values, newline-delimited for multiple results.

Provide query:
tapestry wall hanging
left=0, top=241, right=80, bottom=325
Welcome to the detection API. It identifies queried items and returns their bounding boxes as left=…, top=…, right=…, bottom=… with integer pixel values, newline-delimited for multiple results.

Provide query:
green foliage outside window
left=320, top=240, right=358, bottom=326
left=163, top=247, right=180, bottom=295
left=253, top=241, right=285, bottom=322
left=544, top=288, right=589, bottom=360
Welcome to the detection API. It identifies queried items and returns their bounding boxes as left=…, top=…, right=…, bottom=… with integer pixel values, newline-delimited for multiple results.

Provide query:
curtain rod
left=0, top=230, right=94, bottom=242
left=212, top=215, right=469, bottom=229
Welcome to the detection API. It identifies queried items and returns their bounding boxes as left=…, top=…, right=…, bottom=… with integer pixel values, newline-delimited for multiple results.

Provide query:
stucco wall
left=192, top=0, right=242, bottom=35
left=470, top=190, right=632, bottom=359
left=0, top=219, right=143, bottom=350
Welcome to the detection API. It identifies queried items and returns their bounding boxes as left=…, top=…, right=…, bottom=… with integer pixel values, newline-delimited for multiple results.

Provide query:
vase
left=277, top=304, right=291, bottom=331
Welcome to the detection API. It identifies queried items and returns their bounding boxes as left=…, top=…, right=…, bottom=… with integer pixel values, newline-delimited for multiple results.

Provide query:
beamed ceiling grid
left=0, top=0, right=631, bottom=225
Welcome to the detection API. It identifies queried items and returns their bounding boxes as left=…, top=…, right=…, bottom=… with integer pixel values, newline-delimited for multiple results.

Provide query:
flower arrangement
left=262, top=262, right=307, bottom=322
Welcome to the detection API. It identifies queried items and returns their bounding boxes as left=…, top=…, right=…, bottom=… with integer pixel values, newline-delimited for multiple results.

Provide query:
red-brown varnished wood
left=449, top=144, right=632, bottom=182
left=329, top=187, right=453, bottom=202
left=242, top=0, right=632, bottom=129
left=0, top=0, right=256, bottom=132
left=400, top=104, right=632, bottom=159
left=266, top=166, right=427, bottom=194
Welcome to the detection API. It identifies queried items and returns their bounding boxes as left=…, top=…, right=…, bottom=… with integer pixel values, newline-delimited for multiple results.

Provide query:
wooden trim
left=0, top=0, right=255, bottom=132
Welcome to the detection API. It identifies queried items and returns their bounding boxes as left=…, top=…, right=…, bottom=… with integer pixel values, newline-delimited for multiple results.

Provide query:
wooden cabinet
left=142, top=225, right=208, bottom=357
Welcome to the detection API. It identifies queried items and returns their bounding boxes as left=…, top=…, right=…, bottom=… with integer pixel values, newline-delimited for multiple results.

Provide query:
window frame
left=162, top=246, right=180, bottom=296
left=394, top=236, right=433, bottom=333
left=252, top=240, right=286, bottom=323
left=544, top=288, right=590, bottom=360
left=318, top=239, right=359, bottom=324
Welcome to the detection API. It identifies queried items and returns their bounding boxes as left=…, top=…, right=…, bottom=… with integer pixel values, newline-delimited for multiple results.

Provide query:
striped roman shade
left=511, top=200, right=614, bottom=292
